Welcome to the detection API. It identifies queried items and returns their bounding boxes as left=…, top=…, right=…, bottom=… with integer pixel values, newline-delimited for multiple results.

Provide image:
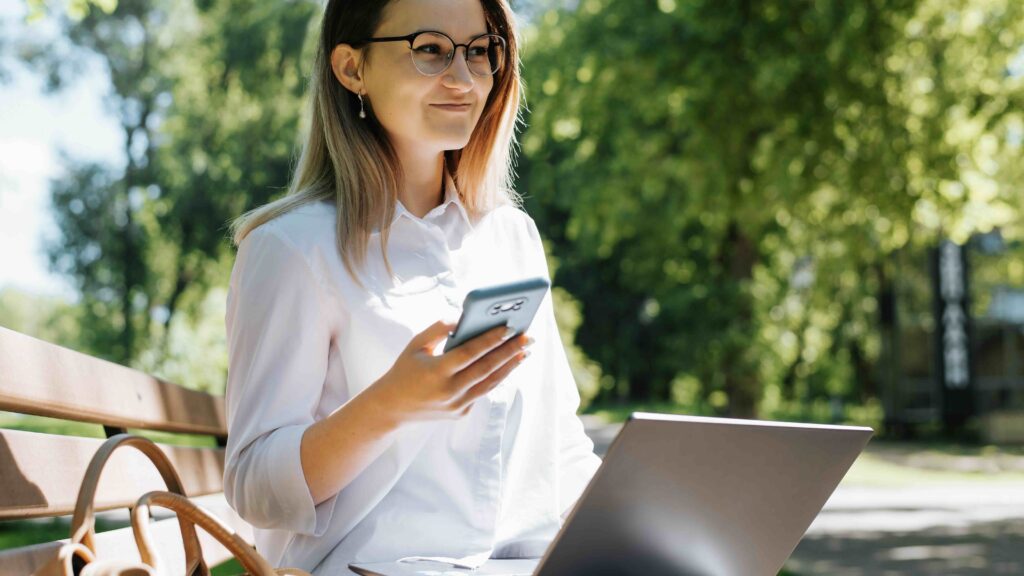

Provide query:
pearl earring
left=358, top=93, right=366, bottom=119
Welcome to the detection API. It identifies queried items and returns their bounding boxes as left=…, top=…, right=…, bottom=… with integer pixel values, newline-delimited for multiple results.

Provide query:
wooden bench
left=0, top=326, right=255, bottom=574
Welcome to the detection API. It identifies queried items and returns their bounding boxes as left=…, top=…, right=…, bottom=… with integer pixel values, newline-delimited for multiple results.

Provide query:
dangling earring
left=357, top=92, right=366, bottom=119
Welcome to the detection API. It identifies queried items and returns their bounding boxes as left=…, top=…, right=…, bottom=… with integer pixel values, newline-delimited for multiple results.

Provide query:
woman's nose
left=442, top=46, right=475, bottom=89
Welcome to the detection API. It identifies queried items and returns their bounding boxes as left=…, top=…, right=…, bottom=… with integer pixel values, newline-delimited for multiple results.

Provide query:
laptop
left=350, top=412, right=872, bottom=576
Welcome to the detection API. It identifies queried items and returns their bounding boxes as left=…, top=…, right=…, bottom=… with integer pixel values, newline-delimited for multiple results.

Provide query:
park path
left=579, top=415, right=1024, bottom=576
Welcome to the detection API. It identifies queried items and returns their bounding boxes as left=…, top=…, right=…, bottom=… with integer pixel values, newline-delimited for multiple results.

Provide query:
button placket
left=470, top=393, right=511, bottom=537
left=424, top=223, right=465, bottom=312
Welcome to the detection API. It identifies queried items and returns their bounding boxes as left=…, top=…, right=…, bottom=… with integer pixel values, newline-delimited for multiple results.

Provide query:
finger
left=454, top=350, right=527, bottom=408
left=452, top=334, right=530, bottom=391
left=445, top=324, right=517, bottom=372
left=408, top=320, right=457, bottom=353
left=456, top=351, right=526, bottom=407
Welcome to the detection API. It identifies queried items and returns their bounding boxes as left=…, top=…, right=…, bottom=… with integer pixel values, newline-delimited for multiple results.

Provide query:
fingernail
left=502, top=327, right=517, bottom=340
left=524, top=337, right=536, bottom=347
left=520, top=350, right=531, bottom=360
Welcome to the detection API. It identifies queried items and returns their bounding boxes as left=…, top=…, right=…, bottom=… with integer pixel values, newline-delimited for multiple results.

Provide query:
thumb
left=409, top=320, right=457, bottom=352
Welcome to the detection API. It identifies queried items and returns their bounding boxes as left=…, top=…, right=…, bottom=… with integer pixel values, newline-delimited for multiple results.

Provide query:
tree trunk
left=721, top=221, right=759, bottom=418
left=781, top=314, right=810, bottom=401
left=630, top=373, right=653, bottom=403
left=120, top=190, right=141, bottom=364
left=159, top=257, right=195, bottom=357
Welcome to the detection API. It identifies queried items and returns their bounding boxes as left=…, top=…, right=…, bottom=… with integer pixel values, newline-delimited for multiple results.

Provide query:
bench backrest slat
left=0, top=327, right=226, bottom=436
left=0, top=429, right=227, bottom=519
left=0, top=495, right=253, bottom=576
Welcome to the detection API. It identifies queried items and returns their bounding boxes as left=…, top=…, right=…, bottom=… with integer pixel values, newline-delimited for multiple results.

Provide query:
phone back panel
left=443, top=277, right=550, bottom=352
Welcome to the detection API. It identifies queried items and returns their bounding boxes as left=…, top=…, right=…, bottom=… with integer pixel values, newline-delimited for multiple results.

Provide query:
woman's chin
left=423, top=119, right=474, bottom=143
left=432, top=133, right=473, bottom=152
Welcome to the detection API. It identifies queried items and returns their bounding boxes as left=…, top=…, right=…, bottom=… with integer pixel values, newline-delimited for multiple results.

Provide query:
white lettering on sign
left=939, top=240, right=969, bottom=389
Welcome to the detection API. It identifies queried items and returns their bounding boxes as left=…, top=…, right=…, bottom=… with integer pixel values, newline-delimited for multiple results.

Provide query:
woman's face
left=361, top=0, right=495, bottom=155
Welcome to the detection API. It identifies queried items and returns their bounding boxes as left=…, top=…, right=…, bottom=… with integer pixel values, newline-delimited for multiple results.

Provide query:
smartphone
left=442, top=277, right=551, bottom=353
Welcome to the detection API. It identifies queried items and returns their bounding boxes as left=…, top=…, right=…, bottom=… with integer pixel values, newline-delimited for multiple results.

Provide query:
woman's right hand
left=371, top=320, right=534, bottom=423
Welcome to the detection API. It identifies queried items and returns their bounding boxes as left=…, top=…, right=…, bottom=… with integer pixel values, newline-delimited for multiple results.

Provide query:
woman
left=223, top=0, right=601, bottom=573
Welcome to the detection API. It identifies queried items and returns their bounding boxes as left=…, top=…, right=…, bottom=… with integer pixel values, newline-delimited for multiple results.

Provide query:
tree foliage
left=519, top=0, right=1024, bottom=417
left=22, top=0, right=317, bottom=381
left=15, top=0, right=1023, bottom=412
left=145, top=0, right=318, bottom=358
left=35, top=0, right=176, bottom=363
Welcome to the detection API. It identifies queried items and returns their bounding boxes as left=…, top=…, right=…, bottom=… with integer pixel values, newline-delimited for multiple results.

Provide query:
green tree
left=520, top=0, right=1024, bottom=417
left=22, top=0, right=317, bottom=380
left=32, top=0, right=175, bottom=363
left=144, top=0, right=318, bottom=362
left=25, top=0, right=119, bottom=22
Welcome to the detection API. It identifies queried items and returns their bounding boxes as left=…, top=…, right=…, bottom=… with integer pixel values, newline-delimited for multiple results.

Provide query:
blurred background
left=1, top=0, right=1023, bottom=573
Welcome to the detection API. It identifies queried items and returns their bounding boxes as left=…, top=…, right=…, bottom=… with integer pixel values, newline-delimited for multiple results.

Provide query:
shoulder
left=237, top=200, right=338, bottom=287
left=479, top=203, right=542, bottom=244
left=253, top=199, right=336, bottom=253
left=476, top=203, right=549, bottom=277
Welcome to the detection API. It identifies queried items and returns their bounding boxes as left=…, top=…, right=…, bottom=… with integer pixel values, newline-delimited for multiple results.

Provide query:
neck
left=394, top=144, right=445, bottom=219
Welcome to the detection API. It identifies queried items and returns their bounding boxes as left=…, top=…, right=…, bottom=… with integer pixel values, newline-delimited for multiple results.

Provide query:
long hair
left=228, top=0, right=524, bottom=280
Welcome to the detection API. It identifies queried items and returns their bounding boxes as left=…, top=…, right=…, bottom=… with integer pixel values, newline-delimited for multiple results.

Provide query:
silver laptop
left=351, top=412, right=872, bottom=576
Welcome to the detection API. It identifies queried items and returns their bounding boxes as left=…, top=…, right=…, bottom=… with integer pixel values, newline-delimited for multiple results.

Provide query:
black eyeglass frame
left=352, top=30, right=507, bottom=77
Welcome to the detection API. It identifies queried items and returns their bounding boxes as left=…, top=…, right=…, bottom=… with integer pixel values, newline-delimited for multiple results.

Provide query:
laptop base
left=350, top=558, right=539, bottom=576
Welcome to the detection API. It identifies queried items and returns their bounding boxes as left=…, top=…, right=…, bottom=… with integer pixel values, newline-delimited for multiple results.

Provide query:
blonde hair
left=228, top=0, right=524, bottom=280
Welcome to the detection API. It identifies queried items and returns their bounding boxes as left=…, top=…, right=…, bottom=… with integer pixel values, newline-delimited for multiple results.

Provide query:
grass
left=0, top=517, right=128, bottom=549
left=583, top=402, right=1024, bottom=487
left=0, top=412, right=218, bottom=447
left=841, top=446, right=1024, bottom=487
left=0, top=517, right=242, bottom=574
left=583, top=398, right=883, bottom=429
left=584, top=400, right=702, bottom=424
left=212, top=558, right=244, bottom=575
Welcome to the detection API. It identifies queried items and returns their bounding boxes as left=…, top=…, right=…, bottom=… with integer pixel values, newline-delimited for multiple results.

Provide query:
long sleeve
left=523, top=217, right=603, bottom=521
left=223, top=223, right=338, bottom=536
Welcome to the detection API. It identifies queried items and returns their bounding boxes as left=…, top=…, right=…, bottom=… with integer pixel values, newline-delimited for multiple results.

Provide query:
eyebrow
left=413, top=28, right=491, bottom=39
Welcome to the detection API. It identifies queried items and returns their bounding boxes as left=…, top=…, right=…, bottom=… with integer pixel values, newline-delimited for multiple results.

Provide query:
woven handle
left=132, top=492, right=309, bottom=576
left=69, top=434, right=208, bottom=576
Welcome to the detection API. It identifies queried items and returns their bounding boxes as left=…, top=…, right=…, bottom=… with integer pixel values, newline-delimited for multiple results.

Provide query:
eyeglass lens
left=410, top=33, right=506, bottom=76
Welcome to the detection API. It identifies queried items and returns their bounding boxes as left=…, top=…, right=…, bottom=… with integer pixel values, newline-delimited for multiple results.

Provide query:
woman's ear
left=331, top=44, right=365, bottom=94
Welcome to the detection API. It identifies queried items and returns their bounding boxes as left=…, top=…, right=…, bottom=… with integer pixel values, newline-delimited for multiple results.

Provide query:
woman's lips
left=431, top=104, right=472, bottom=111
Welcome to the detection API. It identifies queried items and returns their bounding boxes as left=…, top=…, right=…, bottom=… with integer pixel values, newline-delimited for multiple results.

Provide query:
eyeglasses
left=356, top=30, right=506, bottom=77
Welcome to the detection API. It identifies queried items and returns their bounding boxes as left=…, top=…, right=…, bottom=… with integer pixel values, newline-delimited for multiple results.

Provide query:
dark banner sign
left=932, top=239, right=974, bottom=429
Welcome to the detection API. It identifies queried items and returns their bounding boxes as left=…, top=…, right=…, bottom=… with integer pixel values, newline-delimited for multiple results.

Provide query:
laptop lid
left=533, top=412, right=872, bottom=576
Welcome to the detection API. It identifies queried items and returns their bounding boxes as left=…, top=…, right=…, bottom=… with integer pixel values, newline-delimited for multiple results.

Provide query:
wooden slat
left=0, top=327, right=226, bottom=436
left=0, top=494, right=254, bottom=576
left=0, top=429, right=226, bottom=519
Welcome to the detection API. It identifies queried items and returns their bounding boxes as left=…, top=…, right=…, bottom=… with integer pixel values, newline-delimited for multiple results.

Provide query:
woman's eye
left=415, top=44, right=443, bottom=54
left=468, top=47, right=488, bottom=58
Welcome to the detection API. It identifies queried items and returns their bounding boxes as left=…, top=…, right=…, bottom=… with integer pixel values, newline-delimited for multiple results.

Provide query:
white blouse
left=223, top=170, right=602, bottom=574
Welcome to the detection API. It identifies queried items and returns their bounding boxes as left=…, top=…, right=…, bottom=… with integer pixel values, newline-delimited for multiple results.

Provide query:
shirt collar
left=391, top=167, right=473, bottom=230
